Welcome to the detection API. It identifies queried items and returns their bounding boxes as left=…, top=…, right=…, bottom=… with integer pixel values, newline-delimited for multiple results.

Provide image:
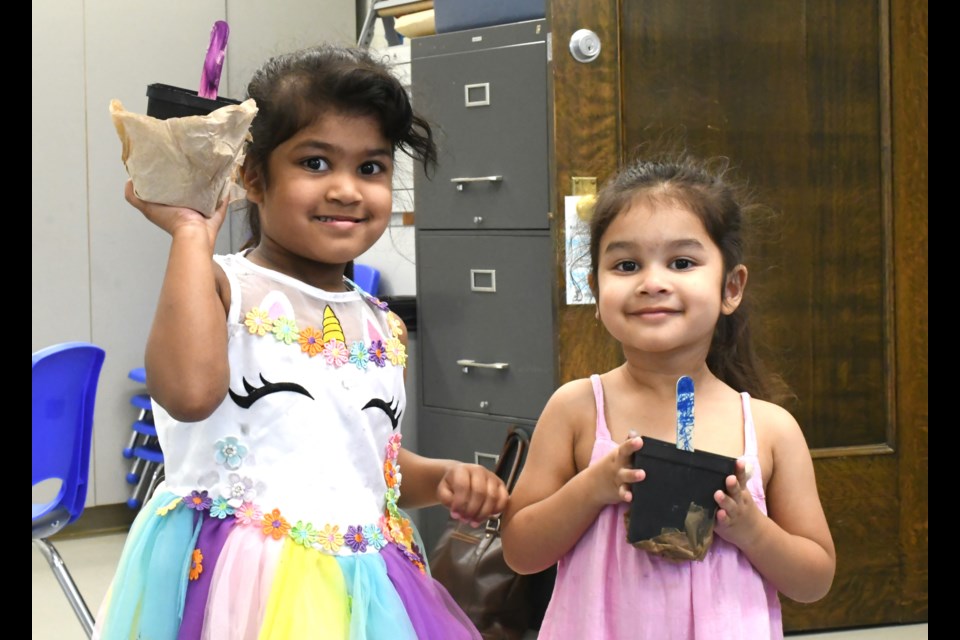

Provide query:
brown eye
left=303, top=157, right=329, bottom=172
left=359, top=161, right=385, bottom=176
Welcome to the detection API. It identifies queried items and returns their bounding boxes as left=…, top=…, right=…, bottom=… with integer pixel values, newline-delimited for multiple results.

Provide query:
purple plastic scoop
left=198, top=20, right=229, bottom=100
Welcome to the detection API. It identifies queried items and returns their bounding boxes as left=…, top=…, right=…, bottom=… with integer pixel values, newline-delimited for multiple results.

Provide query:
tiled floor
left=33, top=531, right=928, bottom=639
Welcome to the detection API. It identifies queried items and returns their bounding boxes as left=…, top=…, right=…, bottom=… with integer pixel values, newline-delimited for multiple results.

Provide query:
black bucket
left=146, top=83, right=241, bottom=120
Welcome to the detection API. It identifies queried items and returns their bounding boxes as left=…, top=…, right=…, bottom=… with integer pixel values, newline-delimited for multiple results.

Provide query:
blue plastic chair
left=32, top=341, right=105, bottom=637
left=351, top=262, right=381, bottom=297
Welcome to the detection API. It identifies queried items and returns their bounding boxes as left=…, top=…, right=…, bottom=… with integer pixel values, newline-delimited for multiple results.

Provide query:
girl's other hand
left=591, top=431, right=645, bottom=506
left=713, top=458, right=763, bottom=547
left=124, top=180, right=228, bottom=243
left=437, top=463, right=509, bottom=527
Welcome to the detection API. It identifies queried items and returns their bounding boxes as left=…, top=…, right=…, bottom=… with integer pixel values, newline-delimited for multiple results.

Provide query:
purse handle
left=495, top=426, right=530, bottom=493
left=484, top=426, right=530, bottom=534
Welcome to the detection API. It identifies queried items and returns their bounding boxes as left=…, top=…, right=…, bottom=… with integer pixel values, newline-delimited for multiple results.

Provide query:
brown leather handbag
left=429, top=426, right=550, bottom=640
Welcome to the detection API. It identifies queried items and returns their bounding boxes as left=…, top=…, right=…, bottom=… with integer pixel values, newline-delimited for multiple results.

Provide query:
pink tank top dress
left=537, top=374, right=783, bottom=640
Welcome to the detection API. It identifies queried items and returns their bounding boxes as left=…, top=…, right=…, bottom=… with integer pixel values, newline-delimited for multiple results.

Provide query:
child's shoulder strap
left=589, top=374, right=612, bottom=441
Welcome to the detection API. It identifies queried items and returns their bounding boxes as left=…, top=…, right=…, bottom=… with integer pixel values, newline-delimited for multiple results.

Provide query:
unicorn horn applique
left=322, top=305, right=345, bottom=343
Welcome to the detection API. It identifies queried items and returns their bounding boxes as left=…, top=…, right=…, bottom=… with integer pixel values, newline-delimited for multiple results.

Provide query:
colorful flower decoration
left=244, top=307, right=273, bottom=336
left=210, top=496, right=235, bottom=519
left=387, top=433, right=402, bottom=458
left=319, top=524, right=344, bottom=553
left=385, top=337, right=406, bottom=367
left=184, top=490, right=212, bottom=511
left=262, top=508, right=290, bottom=540
left=291, top=521, right=320, bottom=547
left=214, top=436, right=248, bottom=470
left=241, top=290, right=405, bottom=370
left=223, top=473, right=258, bottom=508
left=399, top=541, right=425, bottom=571
left=384, top=460, right=398, bottom=489
left=378, top=515, right=395, bottom=544
left=345, top=525, right=368, bottom=553
left=272, top=316, right=300, bottom=345
left=235, top=501, right=262, bottom=526
left=189, top=548, right=204, bottom=581
left=322, top=339, right=349, bottom=367
left=387, top=312, right=404, bottom=337
left=363, top=524, right=387, bottom=550
left=349, top=341, right=370, bottom=370
left=298, top=326, right=323, bottom=357
left=368, top=340, right=387, bottom=367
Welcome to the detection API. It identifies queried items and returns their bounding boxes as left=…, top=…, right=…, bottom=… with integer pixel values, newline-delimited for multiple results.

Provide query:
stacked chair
left=123, top=367, right=164, bottom=509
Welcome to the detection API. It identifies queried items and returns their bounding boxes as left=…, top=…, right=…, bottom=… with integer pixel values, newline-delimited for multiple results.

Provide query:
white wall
left=32, top=0, right=365, bottom=507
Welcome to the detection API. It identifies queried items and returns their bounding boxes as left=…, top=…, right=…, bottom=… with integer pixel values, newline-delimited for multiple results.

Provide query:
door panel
left=547, top=0, right=926, bottom=631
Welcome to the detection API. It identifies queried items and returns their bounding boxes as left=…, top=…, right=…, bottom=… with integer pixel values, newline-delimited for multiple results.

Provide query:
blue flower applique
left=214, top=436, right=248, bottom=470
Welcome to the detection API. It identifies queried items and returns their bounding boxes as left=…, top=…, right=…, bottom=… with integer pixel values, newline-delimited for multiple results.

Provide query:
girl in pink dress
left=500, top=152, right=836, bottom=639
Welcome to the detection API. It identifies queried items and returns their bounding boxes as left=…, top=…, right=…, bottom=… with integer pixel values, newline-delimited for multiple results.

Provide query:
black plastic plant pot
left=145, top=83, right=241, bottom=120
left=626, top=436, right=737, bottom=544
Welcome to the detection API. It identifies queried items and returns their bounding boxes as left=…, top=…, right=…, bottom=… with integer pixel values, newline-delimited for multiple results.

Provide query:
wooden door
left=547, top=0, right=927, bottom=631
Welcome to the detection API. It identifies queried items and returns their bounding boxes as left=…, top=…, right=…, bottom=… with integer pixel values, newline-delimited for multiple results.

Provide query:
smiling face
left=243, top=110, right=394, bottom=288
left=595, top=197, right=746, bottom=361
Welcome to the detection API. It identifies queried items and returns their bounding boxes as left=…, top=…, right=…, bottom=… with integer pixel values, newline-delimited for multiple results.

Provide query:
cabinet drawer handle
left=450, top=176, right=503, bottom=184
left=451, top=176, right=503, bottom=191
left=457, top=359, right=510, bottom=371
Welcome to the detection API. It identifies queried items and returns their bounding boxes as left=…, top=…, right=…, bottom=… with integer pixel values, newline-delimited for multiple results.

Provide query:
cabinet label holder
left=464, top=82, right=490, bottom=107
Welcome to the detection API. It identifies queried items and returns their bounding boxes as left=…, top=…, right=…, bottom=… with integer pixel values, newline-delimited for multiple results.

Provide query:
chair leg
left=129, top=460, right=157, bottom=508
left=144, top=463, right=165, bottom=503
left=33, top=538, right=95, bottom=638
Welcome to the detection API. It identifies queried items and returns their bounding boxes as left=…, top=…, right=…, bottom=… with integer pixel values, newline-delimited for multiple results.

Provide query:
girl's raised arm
left=126, top=181, right=232, bottom=422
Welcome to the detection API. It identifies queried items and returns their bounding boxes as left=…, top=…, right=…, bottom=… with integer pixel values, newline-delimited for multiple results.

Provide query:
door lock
left=569, top=29, right=601, bottom=63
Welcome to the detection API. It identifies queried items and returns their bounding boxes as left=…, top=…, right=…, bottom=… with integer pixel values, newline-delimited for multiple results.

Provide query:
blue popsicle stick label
left=676, top=375, right=695, bottom=451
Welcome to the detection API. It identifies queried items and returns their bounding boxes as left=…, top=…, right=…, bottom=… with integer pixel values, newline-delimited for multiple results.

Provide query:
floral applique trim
left=242, top=284, right=405, bottom=371
left=386, top=312, right=404, bottom=338
left=272, top=317, right=299, bottom=345
left=244, top=308, right=272, bottom=336
left=291, top=521, right=320, bottom=547
left=189, top=548, right=204, bottom=580
left=184, top=490, right=212, bottom=511
left=235, top=501, right=262, bottom=525
left=215, top=436, right=248, bottom=470
left=262, top=508, right=291, bottom=540
left=223, top=473, right=261, bottom=508
left=161, top=431, right=424, bottom=570
left=380, top=432, right=426, bottom=573
left=209, top=496, right=235, bottom=519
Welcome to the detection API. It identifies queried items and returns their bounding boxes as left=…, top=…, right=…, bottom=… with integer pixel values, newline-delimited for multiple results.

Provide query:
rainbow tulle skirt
left=93, top=490, right=480, bottom=640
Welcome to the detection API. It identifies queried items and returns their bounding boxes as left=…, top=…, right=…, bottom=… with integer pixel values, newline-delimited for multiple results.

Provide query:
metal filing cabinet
left=411, top=19, right=556, bottom=552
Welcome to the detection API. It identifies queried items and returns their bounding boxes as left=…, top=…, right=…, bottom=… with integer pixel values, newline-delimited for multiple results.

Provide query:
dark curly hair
left=239, top=44, right=437, bottom=249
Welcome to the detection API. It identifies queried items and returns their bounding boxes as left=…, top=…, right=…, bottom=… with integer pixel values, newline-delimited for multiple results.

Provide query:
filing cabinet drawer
left=416, top=232, right=555, bottom=420
left=412, top=35, right=549, bottom=230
